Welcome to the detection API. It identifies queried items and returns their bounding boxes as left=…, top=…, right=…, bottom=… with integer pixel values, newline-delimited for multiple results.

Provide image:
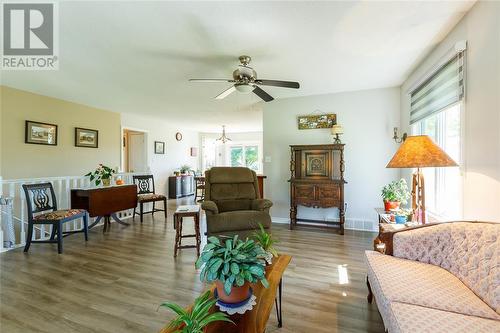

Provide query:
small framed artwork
left=75, top=127, right=98, bottom=148
left=175, top=132, right=183, bottom=141
left=155, top=141, right=165, bottom=154
left=190, top=147, right=198, bottom=157
left=25, top=120, right=58, bottom=146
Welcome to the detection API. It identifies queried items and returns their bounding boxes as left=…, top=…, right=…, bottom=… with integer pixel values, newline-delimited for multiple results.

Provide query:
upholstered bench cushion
left=138, top=193, right=165, bottom=202
left=365, top=251, right=500, bottom=321
left=34, top=209, right=86, bottom=220
left=387, top=302, right=500, bottom=333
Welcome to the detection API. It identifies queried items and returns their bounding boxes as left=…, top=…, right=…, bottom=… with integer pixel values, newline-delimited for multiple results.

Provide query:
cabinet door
left=293, top=184, right=316, bottom=207
left=176, top=177, right=182, bottom=196
left=316, top=184, right=341, bottom=207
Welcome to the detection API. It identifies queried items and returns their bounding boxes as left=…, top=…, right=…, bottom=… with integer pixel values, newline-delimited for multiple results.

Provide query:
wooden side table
left=173, top=205, right=201, bottom=257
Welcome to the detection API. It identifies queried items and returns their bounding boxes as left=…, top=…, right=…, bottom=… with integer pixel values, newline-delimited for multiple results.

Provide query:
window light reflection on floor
left=337, top=264, right=349, bottom=285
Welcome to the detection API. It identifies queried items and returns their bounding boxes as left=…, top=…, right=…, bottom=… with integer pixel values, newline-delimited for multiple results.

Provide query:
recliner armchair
left=202, top=167, right=272, bottom=238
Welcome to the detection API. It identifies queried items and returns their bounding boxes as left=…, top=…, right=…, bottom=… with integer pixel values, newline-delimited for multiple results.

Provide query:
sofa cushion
left=393, top=222, right=500, bottom=314
left=207, top=210, right=271, bottom=234
left=387, top=302, right=500, bottom=333
left=365, top=251, right=500, bottom=321
left=207, top=167, right=256, bottom=183
left=210, top=183, right=257, bottom=201
left=215, top=199, right=253, bottom=213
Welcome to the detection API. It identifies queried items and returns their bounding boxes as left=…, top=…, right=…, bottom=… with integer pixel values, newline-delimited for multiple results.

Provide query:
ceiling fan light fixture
left=234, top=83, right=254, bottom=93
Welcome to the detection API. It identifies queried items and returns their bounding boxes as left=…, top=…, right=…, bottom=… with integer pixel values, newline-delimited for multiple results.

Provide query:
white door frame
left=121, top=126, right=150, bottom=173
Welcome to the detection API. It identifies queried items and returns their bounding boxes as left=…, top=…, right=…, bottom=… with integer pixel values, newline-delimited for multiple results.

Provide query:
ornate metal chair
left=22, top=183, right=88, bottom=254
left=133, top=175, right=167, bottom=222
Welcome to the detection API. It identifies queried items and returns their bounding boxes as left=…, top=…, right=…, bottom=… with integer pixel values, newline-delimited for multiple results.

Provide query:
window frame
left=411, top=101, right=464, bottom=220
left=226, top=141, right=262, bottom=173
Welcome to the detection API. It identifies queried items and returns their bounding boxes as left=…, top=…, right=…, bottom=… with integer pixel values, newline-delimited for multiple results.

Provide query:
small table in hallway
left=173, top=205, right=201, bottom=257
left=71, top=185, right=138, bottom=232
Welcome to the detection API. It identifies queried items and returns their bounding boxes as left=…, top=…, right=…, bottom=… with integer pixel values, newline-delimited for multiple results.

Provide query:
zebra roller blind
left=410, top=51, right=465, bottom=124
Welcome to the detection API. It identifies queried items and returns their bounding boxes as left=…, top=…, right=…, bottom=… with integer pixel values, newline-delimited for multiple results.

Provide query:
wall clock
left=175, top=132, right=183, bottom=141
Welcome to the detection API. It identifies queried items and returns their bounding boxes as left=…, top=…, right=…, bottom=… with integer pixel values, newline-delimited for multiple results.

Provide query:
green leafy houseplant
left=85, top=164, right=116, bottom=186
left=161, top=290, right=233, bottom=333
left=180, top=165, right=192, bottom=174
left=195, top=235, right=269, bottom=302
left=381, top=179, right=410, bottom=210
left=253, top=224, right=279, bottom=264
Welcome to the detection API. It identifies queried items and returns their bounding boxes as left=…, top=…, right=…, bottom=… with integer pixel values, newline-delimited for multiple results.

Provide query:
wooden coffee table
left=160, top=254, right=292, bottom=333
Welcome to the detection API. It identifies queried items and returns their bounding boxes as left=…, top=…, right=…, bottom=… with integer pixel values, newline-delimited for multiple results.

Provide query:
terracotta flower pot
left=384, top=201, right=400, bottom=211
left=215, top=281, right=250, bottom=304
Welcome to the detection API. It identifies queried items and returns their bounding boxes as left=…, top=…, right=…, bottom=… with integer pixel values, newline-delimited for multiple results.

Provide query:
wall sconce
left=393, top=127, right=407, bottom=143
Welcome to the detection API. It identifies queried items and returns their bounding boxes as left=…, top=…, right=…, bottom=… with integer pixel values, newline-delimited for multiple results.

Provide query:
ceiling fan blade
left=215, top=85, right=236, bottom=99
left=253, top=86, right=274, bottom=102
left=189, top=79, right=235, bottom=83
left=256, top=79, right=300, bottom=89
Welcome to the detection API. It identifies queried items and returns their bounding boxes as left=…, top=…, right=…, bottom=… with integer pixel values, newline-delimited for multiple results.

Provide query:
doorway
left=122, top=129, right=147, bottom=172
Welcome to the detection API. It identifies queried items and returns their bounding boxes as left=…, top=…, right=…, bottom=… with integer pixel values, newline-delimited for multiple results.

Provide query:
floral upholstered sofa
left=365, top=221, right=500, bottom=333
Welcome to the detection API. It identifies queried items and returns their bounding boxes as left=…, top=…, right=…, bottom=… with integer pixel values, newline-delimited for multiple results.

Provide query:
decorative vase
left=214, top=281, right=251, bottom=304
left=384, top=201, right=400, bottom=212
left=102, top=178, right=111, bottom=186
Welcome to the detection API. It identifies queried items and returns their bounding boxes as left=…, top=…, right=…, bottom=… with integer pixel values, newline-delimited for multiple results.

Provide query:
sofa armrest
left=201, top=200, right=219, bottom=215
left=251, top=199, right=273, bottom=212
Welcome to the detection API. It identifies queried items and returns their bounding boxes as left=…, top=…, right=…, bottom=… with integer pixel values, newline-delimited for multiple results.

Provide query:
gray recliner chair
left=201, top=167, right=272, bottom=238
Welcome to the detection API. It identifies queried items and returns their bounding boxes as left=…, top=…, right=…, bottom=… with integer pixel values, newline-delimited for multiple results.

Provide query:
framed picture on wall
left=155, top=141, right=165, bottom=154
left=25, top=120, right=58, bottom=145
left=75, top=127, right=99, bottom=148
left=297, top=114, right=336, bottom=129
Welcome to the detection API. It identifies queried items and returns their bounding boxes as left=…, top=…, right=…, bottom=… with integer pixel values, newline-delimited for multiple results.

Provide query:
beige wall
left=400, top=0, right=500, bottom=222
left=263, top=87, right=401, bottom=231
left=0, top=86, right=121, bottom=179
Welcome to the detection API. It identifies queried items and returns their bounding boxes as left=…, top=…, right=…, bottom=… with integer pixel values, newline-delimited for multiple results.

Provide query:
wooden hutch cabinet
left=289, top=144, right=346, bottom=234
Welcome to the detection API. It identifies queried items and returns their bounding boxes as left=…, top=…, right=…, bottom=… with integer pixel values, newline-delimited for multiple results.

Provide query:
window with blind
left=410, top=51, right=465, bottom=124
left=409, top=44, right=465, bottom=219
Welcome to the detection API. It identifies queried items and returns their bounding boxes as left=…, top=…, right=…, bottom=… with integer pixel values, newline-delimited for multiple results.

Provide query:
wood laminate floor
left=0, top=198, right=385, bottom=333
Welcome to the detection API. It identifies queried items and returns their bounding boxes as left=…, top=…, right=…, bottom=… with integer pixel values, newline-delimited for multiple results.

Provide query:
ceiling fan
left=189, top=55, right=300, bottom=102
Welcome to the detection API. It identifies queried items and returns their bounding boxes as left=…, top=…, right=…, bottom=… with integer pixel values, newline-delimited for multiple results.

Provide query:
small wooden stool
left=173, top=205, right=201, bottom=257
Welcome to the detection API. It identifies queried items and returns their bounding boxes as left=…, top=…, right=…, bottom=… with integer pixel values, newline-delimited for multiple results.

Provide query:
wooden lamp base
left=411, top=168, right=426, bottom=223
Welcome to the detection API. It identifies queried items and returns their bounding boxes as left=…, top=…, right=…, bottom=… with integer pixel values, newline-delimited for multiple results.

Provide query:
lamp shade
left=386, top=135, right=458, bottom=168
left=331, top=124, right=343, bottom=135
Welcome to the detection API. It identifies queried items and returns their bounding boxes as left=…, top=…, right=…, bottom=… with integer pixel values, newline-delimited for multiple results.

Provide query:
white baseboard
left=271, top=216, right=378, bottom=232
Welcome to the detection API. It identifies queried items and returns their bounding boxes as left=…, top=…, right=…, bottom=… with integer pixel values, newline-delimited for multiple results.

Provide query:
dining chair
left=22, top=182, right=88, bottom=254
left=133, top=175, right=167, bottom=222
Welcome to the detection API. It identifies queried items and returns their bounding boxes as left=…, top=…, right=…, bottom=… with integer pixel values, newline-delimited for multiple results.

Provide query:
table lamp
left=386, top=135, right=457, bottom=223
left=331, top=124, right=343, bottom=144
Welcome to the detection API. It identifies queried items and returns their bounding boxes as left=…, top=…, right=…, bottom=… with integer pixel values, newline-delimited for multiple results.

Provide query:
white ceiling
left=1, top=1, right=475, bottom=132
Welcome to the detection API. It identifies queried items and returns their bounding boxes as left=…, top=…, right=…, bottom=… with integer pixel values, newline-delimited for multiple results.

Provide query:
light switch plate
left=264, top=156, right=272, bottom=163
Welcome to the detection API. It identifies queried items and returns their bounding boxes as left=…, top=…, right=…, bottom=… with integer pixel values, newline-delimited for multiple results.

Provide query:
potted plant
left=161, top=290, right=233, bottom=332
left=85, top=164, right=116, bottom=186
left=381, top=179, right=410, bottom=211
left=180, top=165, right=192, bottom=175
left=253, top=224, right=279, bottom=265
left=195, top=235, right=269, bottom=304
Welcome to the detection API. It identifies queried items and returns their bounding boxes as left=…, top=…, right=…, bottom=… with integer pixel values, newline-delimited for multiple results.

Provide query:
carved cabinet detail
left=289, top=144, right=346, bottom=234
